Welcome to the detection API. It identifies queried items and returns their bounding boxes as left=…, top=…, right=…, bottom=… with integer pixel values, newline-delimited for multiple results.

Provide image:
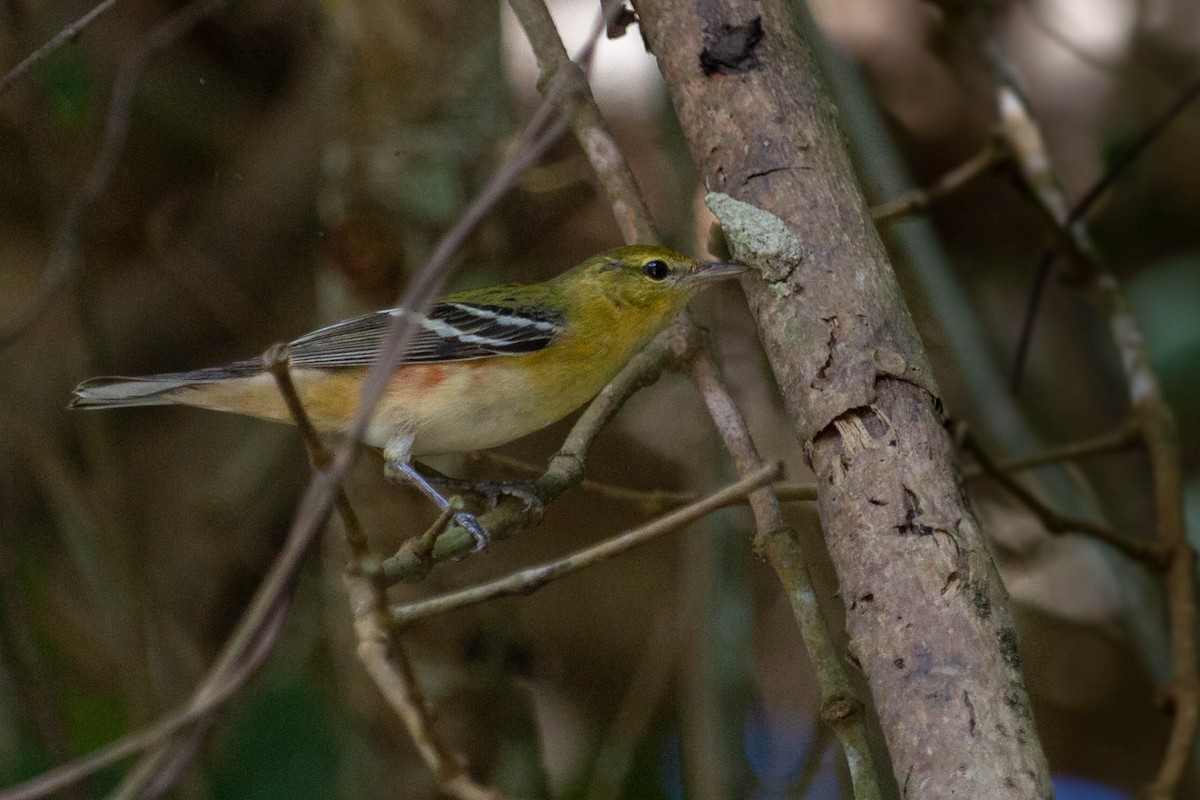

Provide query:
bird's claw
left=451, top=509, right=491, bottom=553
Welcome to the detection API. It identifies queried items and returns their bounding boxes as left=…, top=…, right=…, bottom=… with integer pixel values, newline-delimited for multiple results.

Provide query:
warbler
left=71, top=245, right=744, bottom=546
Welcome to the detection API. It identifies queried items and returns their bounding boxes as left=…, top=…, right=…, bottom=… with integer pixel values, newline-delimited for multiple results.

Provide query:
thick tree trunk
left=633, top=0, right=1055, bottom=796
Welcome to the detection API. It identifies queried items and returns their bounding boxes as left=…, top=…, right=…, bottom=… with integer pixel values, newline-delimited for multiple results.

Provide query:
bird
left=71, top=245, right=745, bottom=548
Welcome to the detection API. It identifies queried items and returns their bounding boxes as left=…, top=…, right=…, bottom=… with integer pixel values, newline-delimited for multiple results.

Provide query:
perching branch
left=382, top=323, right=694, bottom=582
left=468, top=450, right=815, bottom=513
left=389, top=462, right=780, bottom=628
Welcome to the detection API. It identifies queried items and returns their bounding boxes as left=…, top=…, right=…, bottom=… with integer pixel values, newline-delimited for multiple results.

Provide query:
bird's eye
left=642, top=259, right=670, bottom=281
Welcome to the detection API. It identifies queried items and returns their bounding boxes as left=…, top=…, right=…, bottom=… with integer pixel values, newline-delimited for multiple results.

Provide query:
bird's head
left=560, top=245, right=745, bottom=321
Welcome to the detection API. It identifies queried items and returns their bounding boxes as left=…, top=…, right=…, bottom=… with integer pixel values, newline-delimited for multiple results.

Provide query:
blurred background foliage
left=0, top=0, right=1197, bottom=798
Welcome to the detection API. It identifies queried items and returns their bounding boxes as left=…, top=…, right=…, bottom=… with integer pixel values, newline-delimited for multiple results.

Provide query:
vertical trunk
left=633, top=0, right=1054, bottom=796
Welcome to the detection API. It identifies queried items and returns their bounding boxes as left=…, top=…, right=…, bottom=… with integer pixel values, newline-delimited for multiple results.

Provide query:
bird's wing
left=285, top=301, right=566, bottom=368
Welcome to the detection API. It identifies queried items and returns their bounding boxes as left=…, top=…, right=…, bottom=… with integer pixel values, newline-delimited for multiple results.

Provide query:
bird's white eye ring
left=643, top=259, right=670, bottom=280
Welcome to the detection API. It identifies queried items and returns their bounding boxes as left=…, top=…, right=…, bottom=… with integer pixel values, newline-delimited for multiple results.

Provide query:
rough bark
left=633, top=0, right=1055, bottom=796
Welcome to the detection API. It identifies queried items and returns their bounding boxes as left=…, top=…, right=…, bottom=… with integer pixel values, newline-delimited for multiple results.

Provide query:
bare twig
left=871, top=140, right=1004, bottom=223
left=349, top=592, right=507, bottom=800
left=962, top=418, right=1141, bottom=477
left=962, top=432, right=1166, bottom=565
left=390, top=463, right=780, bottom=628
left=1009, top=71, right=1200, bottom=392
left=467, top=450, right=815, bottom=512
left=267, top=348, right=505, bottom=800
left=264, top=345, right=367, bottom=553
left=0, top=0, right=122, bottom=97
left=507, top=0, right=658, bottom=242
left=0, top=0, right=230, bottom=349
left=1015, top=0, right=1120, bottom=75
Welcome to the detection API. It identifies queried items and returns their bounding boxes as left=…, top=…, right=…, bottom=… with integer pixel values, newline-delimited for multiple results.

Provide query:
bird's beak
left=688, top=260, right=747, bottom=285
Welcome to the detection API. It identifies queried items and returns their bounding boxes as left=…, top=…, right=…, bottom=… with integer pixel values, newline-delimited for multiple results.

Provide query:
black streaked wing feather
left=284, top=302, right=565, bottom=368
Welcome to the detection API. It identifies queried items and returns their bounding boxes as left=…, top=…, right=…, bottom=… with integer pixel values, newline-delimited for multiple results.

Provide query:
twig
left=0, top=0, right=230, bottom=349
left=467, top=450, right=815, bottom=512
left=263, top=345, right=367, bottom=553
left=1009, top=71, right=1200, bottom=392
left=347, top=591, right=506, bottom=800
left=390, top=462, right=780, bottom=628
left=870, top=141, right=1004, bottom=223
left=1015, top=0, right=1120, bottom=75
left=267, top=347, right=504, bottom=800
left=962, top=432, right=1166, bottom=565
left=962, top=419, right=1140, bottom=477
left=0, top=0, right=122, bottom=97
left=507, top=0, right=658, bottom=243
left=686, top=347, right=885, bottom=800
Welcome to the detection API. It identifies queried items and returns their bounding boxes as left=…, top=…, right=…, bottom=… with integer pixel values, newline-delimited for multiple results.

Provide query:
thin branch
left=507, top=0, right=658, bottom=243
left=0, top=0, right=230, bottom=349
left=267, top=348, right=505, bottom=800
left=467, top=450, right=815, bottom=513
left=870, top=140, right=1004, bottom=223
left=963, top=419, right=1141, bottom=477
left=349, top=598, right=507, bottom=800
left=1015, top=0, right=1120, bottom=75
left=263, top=345, right=367, bottom=554
left=390, top=462, right=780, bottom=628
left=962, top=431, right=1166, bottom=565
left=686, top=346, right=885, bottom=800
left=1009, top=71, right=1200, bottom=392
left=0, top=0, right=122, bottom=97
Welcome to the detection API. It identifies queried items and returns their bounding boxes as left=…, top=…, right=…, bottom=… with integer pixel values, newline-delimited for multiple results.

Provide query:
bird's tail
left=69, top=362, right=262, bottom=409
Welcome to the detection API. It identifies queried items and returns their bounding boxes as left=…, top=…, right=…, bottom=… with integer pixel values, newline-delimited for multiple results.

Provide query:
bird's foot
left=469, top=479, right=543, bottom=517
left=421, top=470, right=543, bottom=518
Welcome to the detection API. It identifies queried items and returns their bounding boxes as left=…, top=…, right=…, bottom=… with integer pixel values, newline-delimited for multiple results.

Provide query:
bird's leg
left=383, top=434, right=490, bottom=551
left=414, top=463, right=543, bottom=517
